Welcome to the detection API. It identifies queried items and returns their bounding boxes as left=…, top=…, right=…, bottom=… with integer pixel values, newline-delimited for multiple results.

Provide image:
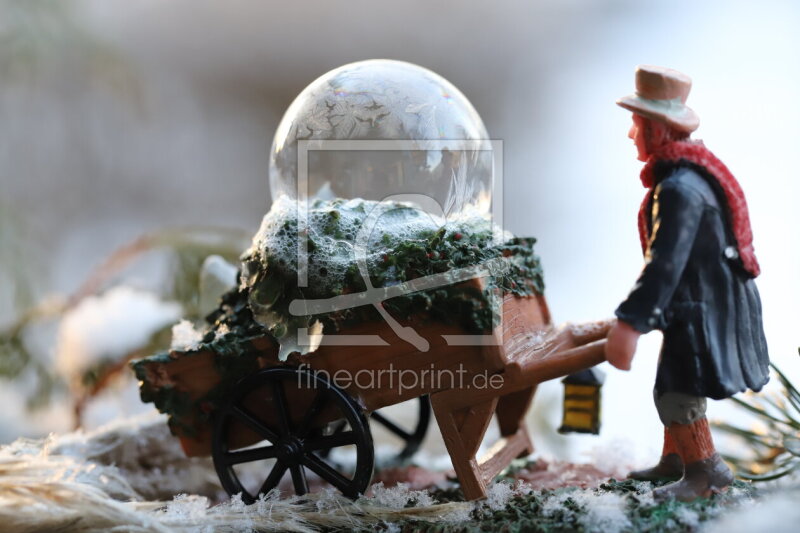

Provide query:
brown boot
left=628, top=427, right=683, bottom=481
left=629, top=453, right=683, bottom=481
left=653, top=418, right=734, bottom=502
left=653, top=453, right=734, bottom=502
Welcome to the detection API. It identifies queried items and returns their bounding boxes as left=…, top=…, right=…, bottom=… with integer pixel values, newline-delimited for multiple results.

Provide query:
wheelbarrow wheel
left=318, top=396, right=431, bottom=466
left=211, top=367, right=374, bottom=503
left=371, top=395, right=431, bottom=463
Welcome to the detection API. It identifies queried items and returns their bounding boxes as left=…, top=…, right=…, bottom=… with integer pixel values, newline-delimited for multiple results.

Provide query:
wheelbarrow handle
left=551, top=338, right=608, bottom=368
left=535, top=318, right=615, bottom=356
left=564, top=318, right=616, bottom=347
left=502, top=319, right=613, bottom=383
left=541, top=319, right=615, bottom=376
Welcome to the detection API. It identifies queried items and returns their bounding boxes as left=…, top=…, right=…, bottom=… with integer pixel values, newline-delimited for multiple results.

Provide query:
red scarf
left=638, top=140, right=760, bottom=278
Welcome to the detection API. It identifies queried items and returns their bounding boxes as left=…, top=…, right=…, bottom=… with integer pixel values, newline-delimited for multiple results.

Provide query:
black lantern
left=558, top=367, right=605, bottom=435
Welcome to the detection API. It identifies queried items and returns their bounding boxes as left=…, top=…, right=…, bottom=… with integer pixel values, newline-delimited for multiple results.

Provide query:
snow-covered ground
left=2, top=412, right=790, bottom=533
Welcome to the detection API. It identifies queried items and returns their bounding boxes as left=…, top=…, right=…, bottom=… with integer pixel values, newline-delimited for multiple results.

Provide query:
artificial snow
left=541, top=488, right=632, bottom=533
left=166, top=494, right=214, bottom=521
left=629, top=480, right=657, bottom=507
left=484, top=480, right=531, bottom=511
left=435, top=503, right=473, bottom=523
left=703, top=488, right=800, bottom=533
left=55, top=286, right=181, bottom=382
left=367, top=481, right=436, bottom=509
left=363, top=480, right=538, bottom=522
left=313, top=487, right=342, bottom=514
left=170, top=318, right=204, bottom=351
left=577, top=491, right=632, bottom=533
left=673, top=505, right=701, bottom=529
left=540, top=490, right=573, bottom=517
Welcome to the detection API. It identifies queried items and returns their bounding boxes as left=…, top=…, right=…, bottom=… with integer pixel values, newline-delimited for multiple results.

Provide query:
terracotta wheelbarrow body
left=137, top=289, right=611, bottom=502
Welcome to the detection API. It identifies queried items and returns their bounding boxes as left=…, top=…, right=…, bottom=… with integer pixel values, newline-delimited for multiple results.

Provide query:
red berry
left=454, top=233, right=463, bottom=240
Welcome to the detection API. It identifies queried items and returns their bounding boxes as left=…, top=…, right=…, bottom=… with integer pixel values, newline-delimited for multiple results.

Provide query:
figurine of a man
left=605, top=65, right=770, bottom=501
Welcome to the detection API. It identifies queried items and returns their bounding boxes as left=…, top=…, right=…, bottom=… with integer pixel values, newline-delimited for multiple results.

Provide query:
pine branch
left=714, top=362, right=800, bottom=481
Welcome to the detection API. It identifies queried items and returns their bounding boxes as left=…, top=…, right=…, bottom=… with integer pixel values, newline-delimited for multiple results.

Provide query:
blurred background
left=1, top=0, right=798, bottom=469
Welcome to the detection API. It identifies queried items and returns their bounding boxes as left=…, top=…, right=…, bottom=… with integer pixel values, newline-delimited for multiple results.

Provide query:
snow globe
left=269, top=59, right=493, bottom=219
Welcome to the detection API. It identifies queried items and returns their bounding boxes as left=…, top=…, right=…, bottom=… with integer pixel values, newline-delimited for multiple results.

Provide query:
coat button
left=724, top=246, right=739, bottom=259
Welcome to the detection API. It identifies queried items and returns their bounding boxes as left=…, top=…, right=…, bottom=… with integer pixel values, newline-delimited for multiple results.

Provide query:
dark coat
left=615, top=163, right=770, bottom=399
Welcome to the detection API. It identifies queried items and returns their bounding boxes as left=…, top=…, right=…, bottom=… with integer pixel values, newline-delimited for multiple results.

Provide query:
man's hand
left=605, top=320, right=641, bottom=370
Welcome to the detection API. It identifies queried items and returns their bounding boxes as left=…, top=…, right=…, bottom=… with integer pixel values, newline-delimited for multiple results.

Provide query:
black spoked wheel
left=371, top=395, right=431, bottom=465
left=211, top=367, right=374, bottom=503
left=319, top=396, right=431, bottom=466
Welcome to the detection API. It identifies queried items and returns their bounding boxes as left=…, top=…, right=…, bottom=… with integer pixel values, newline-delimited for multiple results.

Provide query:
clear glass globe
left=269, top=59, right=493, bottom=218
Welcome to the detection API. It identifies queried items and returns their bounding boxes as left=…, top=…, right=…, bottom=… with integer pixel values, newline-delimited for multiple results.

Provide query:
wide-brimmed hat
left=616, top=65, right=700, bottom=133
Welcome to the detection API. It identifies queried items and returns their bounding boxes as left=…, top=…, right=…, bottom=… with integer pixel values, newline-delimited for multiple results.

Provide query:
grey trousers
left=653, top=389, right=707, bottom=426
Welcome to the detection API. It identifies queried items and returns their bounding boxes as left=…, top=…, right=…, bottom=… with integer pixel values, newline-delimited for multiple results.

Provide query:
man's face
left=628, top=114, right=649, bottom=162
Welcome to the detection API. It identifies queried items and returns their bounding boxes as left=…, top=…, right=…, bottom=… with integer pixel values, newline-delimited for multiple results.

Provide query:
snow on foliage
left=166, top=493, right=214, bottom=521
left=365, top=479, right=532, bottom=517
left=367, top=481, right=436, bottom=509
left=629, top=480, right=657, bottom=507
left=170, top=318, right=204, bottom=351
left=577, top=491, right=632, bottom=533
left=672, top=505, right=701, bottom=529
left=484, top=480, right=532, bottom=511
left=542, top=488, right=632, bottom=533
left=56, top=286, right=181, bottom=381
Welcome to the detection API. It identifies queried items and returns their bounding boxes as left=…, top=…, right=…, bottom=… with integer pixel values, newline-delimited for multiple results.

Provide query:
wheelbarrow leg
left=496, top=385, right=536, bottom=458
left=431, top=393, right=496, bottom=500
left=432, top=385, right=539, bottom=501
